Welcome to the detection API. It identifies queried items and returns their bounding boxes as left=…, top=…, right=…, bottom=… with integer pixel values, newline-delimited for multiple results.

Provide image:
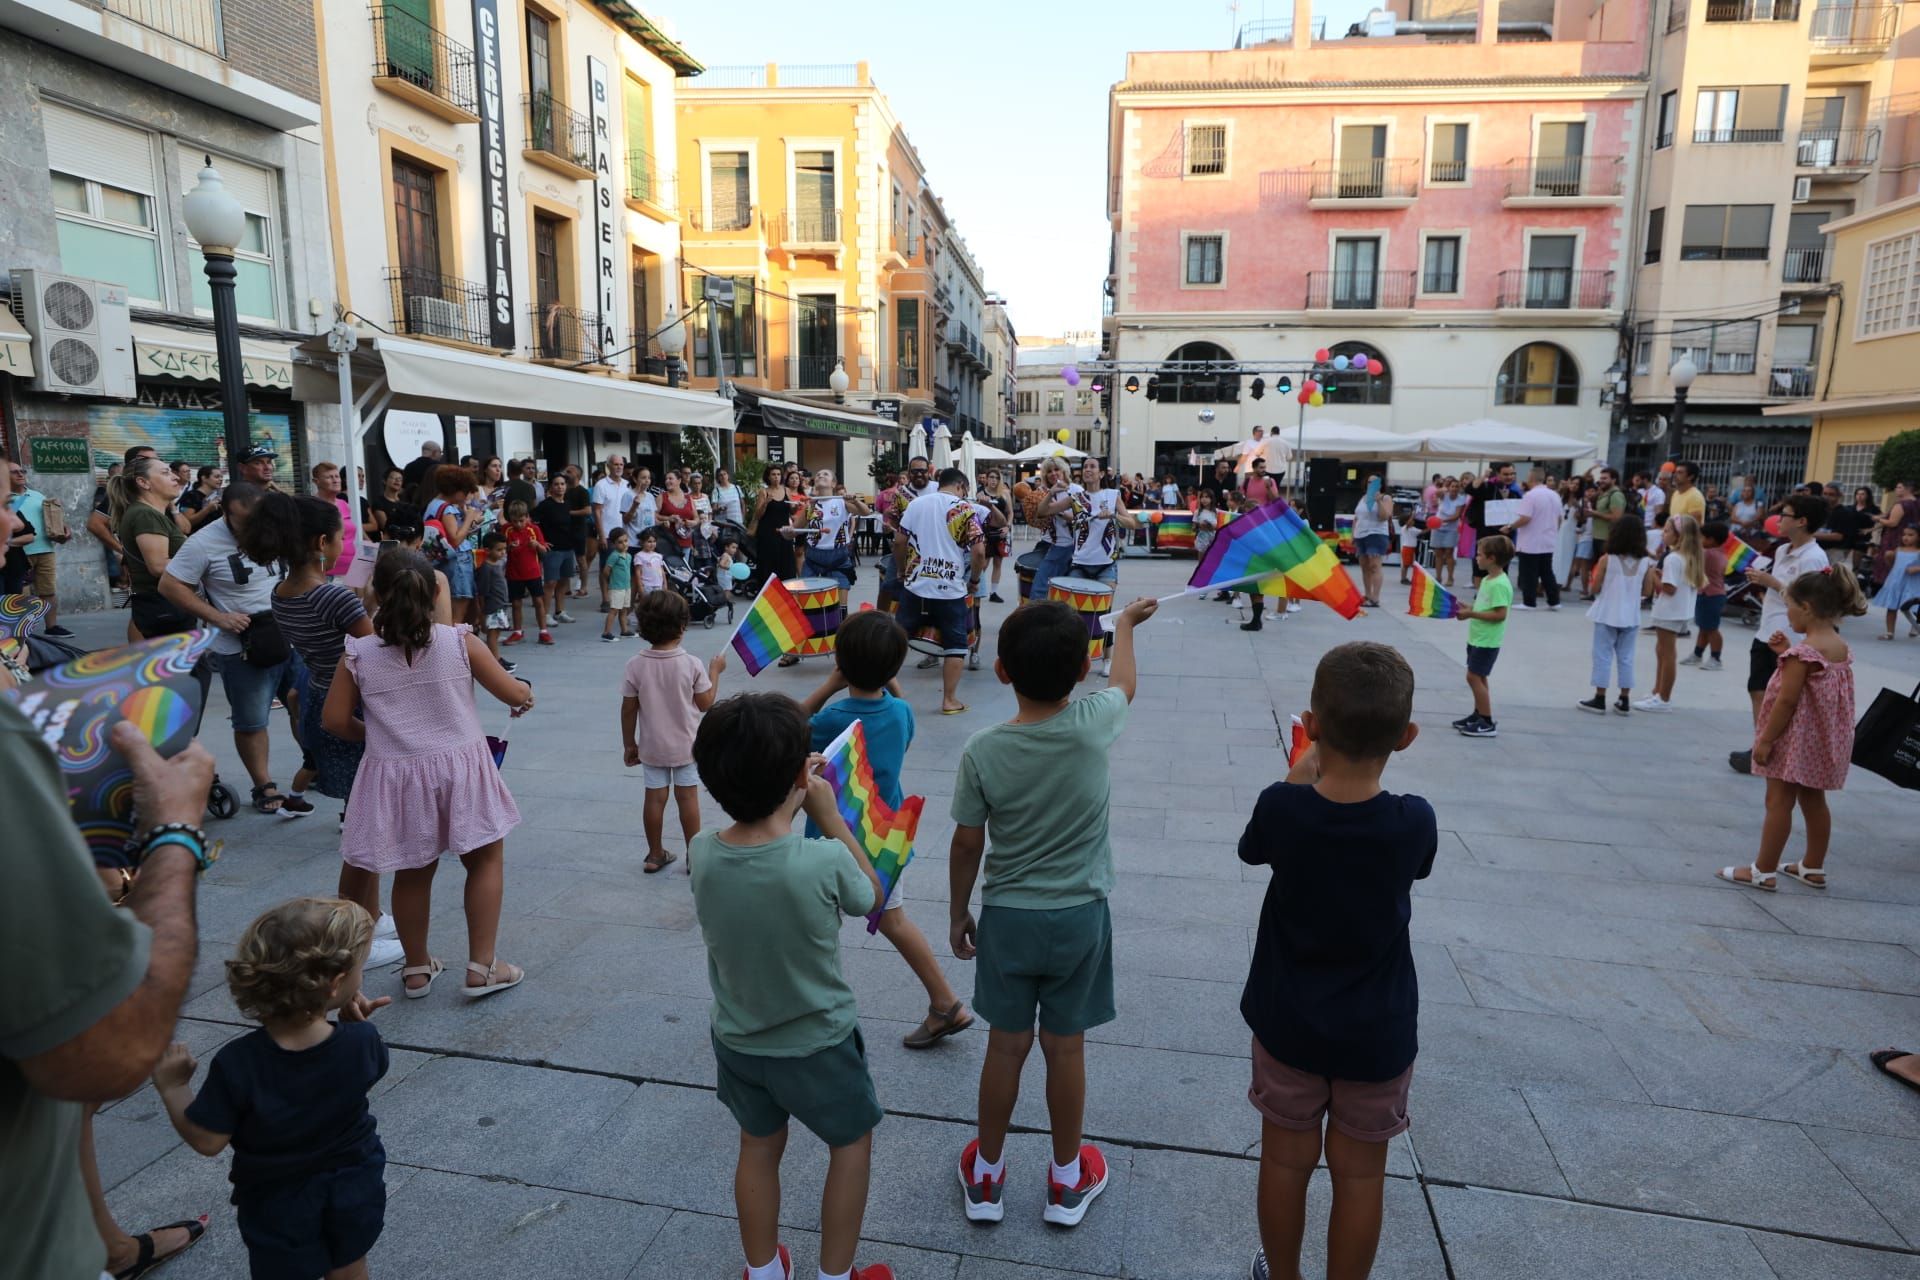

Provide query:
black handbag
left=1852, top=681, right=1920, bottom=791
left=239, top=609, right=290, bottom=668
left=129, top=591, right=194, bottom=638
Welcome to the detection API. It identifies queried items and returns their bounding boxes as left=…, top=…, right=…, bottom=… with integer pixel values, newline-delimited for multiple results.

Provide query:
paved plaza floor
left=80, top=545, right=1920, bottom=1279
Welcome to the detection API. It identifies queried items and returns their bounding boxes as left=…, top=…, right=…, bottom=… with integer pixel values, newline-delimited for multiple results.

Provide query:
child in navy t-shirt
left=1237, top=642, right=1436, bottom=1280
left=153, top=898, right=390, bottom=1280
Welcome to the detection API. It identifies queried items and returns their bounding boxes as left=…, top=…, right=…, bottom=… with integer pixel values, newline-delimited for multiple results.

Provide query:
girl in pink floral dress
left=1718, top=566, right=1869, bottom=892
left=324, top=550, right=535, bottom=999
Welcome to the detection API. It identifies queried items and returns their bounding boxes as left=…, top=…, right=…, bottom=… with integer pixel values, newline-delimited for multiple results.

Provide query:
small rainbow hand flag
left=1334, top=514, right=1355, bottom=552
left=1721, top=533, right=1760, bottom=577
left=728, top=575, right=814, bottom=676
left=1408, top=565, right=1468, bottom=619
left=817, top=720, right=925, bottom=934
left=1188, top=498, right=1363, bottom=618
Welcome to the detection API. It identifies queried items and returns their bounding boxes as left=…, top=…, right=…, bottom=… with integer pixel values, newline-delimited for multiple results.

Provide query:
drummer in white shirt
left=795, top=468, right=869, bottom=588
left=896, top=467, right=986, bottom=714
left=1064, top=457, right=1141, bottom=677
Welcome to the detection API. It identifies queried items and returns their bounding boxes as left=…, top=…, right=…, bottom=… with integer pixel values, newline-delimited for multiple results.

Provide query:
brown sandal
left=902, top=1000, right=974, bottom=1050
left=643, top=850, right=678, bottom=874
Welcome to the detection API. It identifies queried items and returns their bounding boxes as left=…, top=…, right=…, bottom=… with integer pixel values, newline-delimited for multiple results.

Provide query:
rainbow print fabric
left=817, top=719, right=925, bottom=934
left=1188, top=498, right=1363, bottom=618
left=1154, top=511, right=1196, bottom=551
left=1721, top=534, right=1759, bottom=577
left=729, top=575, right=815, bottom=676
left=1408, top=565, right=1469, bottom=619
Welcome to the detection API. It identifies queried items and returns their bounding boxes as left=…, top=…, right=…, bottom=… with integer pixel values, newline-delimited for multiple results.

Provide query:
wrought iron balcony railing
left=896, top=359, right=921, bottom=391
left=1809, top=3, right=1897, bottom=49
left=1705, top=0, right=1799, bottom=20
left=1305, top=158, right=1420, bottom=201
left=1769, top=363, right=1814, bottom=396
left=778, top=210, right=841, bottom=244
left=105, top=0, right=223, bottom=55
left=687, top=205, right=756, bottom=233
left=625, top=149, right=674, bottom=207
left=530, top=304, right=611, bottom=363
left=1783, top=247, right=1828, bottom=283
left=1692, top=127, right=1785, bottom=144
left=794, top=355, right=837, bottom=390
left=387, top=267, right=491, bottom=346
left=1496, top=268, right=1615, bottom=309
left=1796, top=128, right=1881, bottom=167
left=1305, top=270, right=1416, bottom=310
left=1504, top=155, right=1626, bottom=198
left=524, top=91, right=593, bottom=171
left=369, top=4, right=476, bottom=116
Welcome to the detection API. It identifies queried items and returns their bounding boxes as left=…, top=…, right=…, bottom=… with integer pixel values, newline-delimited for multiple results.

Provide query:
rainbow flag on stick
left=1408, top=565, right=1469, bottom=619
left=1188, top=499, right=1364, bottom=618
left=728, top=575, right=815, bottom=676
left=1721, top=533, right=1761, bottom=577
left=817, top=720, right=925, bottom=934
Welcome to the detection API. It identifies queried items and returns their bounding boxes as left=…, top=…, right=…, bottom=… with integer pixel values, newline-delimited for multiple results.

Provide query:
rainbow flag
left=1408, top=565, right=1468, bottom=619
left=1188, top=499, right=1363, bottom=618
left=817, top=720, right=926, bottom=934
left=728, top=576, right=814, bottom=676
left=1721, top=534, right=1759, bottom=577
left=1334, top=514, right=1355, bottom=552
left=1155, top=510, right=1196, bottom=551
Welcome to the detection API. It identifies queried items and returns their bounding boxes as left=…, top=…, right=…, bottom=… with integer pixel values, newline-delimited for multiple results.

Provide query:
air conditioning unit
left=11, top=269, right=135, bottom=397
left=405, top=294, right=464, bottom=341
left=1792, top=176, right=1813, bottom=203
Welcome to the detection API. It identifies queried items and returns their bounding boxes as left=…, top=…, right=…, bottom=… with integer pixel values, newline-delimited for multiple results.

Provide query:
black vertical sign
left=472, top=0, right=515, bottom=350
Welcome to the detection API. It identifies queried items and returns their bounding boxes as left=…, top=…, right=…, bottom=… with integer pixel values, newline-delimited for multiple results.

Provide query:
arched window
left=1159, top=340, right=1239, bottom=403
left=1496, top=343, right=1579, bottom=406
left=1320, top=341, right=1391, bottom=405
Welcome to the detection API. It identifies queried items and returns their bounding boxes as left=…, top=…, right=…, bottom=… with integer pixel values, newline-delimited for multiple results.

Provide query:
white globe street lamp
left=182, top=161, right=252, bottom=467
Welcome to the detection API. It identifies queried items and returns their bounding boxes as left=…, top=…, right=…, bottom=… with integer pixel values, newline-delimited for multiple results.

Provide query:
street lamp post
left=657, top=300, right=687, bottom=387
left=182, top=162, right=253, bottom=470
left=829, top=357, right=850, bottom=403
left=1668, top=354, right=1698, bottom=463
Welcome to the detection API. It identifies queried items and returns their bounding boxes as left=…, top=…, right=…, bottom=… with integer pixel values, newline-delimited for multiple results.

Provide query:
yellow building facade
left=1768, top=193, right=1920, bottom=490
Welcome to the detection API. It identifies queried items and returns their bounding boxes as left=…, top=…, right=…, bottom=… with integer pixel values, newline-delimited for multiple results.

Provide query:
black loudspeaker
left=1307, top=457, right=1342, bottom=530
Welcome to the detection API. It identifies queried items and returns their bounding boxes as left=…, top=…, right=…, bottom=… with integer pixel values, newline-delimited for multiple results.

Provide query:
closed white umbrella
left=959, top=430, right=978, bottom=483
left=930, top=420, right=953, bottom=471
left=908, top=421, right=929, bottom=461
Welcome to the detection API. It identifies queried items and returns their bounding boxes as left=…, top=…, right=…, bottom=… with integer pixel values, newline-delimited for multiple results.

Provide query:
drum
left=889, top=591, right=982, bottom=668
left=787, top=577, right=845, bottom=656
left=1048, top=576, right=1115, bottom=660
left=1014, top=548, right=1045, bottom=607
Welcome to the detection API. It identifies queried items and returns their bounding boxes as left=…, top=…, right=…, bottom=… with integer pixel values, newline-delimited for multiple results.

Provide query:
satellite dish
left=1648, top=414, right=1668, bottom=441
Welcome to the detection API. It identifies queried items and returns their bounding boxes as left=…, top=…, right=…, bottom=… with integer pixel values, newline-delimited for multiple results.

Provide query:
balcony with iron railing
left=777, top=210, right=841, bottom=248
left=387, top=267, right=491, bottom=347
left=523, top=92, right=594, bottom=178
left=529, top=304, right=611, bottom=364
left=1301, top=159, right=1421, bottom=205
left=368, top=4, right=477, bottom=123
left=1305, top=270, right=1417, bottom=310
left=1768, top=362, right=1815, bottom=396
left=1705, top=0, right=1800, bottom=20
left=104, top=0, right=224, bottom=56
left=686, top=205, right=757, bottom=234
left=1233, top=16, right=1328, bottom=45
left=1809, top=3, right=1898, bottom=54
left=896, top=357, right=921, bottom=391
left=625, top=149, right=674, bottom=211
left=1796, top=127, right=1880, bottom=168
left=1496, top=268, right=1615, bottom=309
left=1693, top=126, right=1785, bottom=145
left=792, top=355, right=837, bottom=390
left=1503, top=155, right=1626, bottom=203
left=1783, top=246, right=1829, bottom=284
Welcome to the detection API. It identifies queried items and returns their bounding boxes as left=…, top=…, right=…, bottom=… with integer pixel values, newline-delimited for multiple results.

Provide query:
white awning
left=1415, top=421, right=1595, bottom=461
left=294, top=333, right=733, bottom=432
left=0, top=309, right=30, bottom=377
left=1011, top=441, right=1088, bottom=461
left=130, top=321, right=296, bottom=391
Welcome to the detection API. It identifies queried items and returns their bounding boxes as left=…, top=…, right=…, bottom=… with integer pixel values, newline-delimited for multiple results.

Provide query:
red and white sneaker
left=537, top=630, right=555, bottom=645
left=1043, top=1143, right=1109, bottom=1226
left=849, top=1266, right=895, bottom=1280
left=740, top=1243, right=790, bottom=1280
left=958, top=1137, right=1005, bottom=1222
left=504, top=630, right=525, bottom=645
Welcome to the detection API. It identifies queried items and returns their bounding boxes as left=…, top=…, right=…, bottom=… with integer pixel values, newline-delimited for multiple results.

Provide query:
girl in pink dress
left=1717, top=565, right=1869, bottom=892
left=324, top=550, right=535, bottom=999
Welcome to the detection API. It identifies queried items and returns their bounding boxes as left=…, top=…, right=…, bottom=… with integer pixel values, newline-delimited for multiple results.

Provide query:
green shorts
left=973, top=900, right=1115, bottom=1035
left=711, top=1027, right=883, bottom=1149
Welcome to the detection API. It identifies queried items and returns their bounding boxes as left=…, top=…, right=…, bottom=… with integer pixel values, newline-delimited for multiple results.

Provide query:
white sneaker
left=366, top=936, right=406, bottom=969
left=1679, top=653, right=1701, bottom=667
left=1285, top=602, right=1301, bottom=613
left=1096, top=659, right=1111, bottom=678
left=373, top=913, right=397, bottom=940
left=1548, top=604, right=1561, bottom=611
left=1512, top=603, right=1535, bottom=611
left=1704, top=656, right=1723, bottom=670
left=1633, top=696, right=1673, bottom=713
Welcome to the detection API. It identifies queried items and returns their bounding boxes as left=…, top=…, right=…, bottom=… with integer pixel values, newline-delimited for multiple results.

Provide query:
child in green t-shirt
left=1454, top=534, right=1513, bottom=739
left=688, top=692, right=894, bottom=1280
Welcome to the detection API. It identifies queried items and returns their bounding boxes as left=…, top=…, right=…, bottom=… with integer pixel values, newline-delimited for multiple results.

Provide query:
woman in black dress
left=751, top=470, right=802, bottom=665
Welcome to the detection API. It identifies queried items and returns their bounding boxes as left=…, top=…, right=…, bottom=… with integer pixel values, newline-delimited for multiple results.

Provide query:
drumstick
left=1094, top=570, right=1274, bottom=630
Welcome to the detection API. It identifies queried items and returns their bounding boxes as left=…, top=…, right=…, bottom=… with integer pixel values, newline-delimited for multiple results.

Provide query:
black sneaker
left=1458, top=718, right=1497, bottom=738
left=1728, top=749, right=1753, bottom=775
left=1613, top=694, right=1631, bottom=715
left=500, top=658, right=519, bottom=674
left=1251, top=1247, right=1271, bottom=1280
left=1451, top=714, right=1479, bottom=730
left=1576, top=696, right=1607, bottom=714
left=988, top=592, right=1004, bottom=603
left=45, top=624, right=75, bottom=637
left=1240, top=614, right=1263, bottom=631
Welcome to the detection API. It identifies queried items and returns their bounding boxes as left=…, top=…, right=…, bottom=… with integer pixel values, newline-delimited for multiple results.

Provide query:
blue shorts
left=803, top=547, right=854, bottom=589
left=209, top=649, right=289, bottom=733
left=1694, top=595, right=1725, bottom=631
left=234, top=1157, right=385, bottom=1280
left=542, top=548, right=577, bottom=584
left=1027, top=543, right=1074, bottom=601
left=1465, top=644, right=1500, bottom=678
left=1354, top=533, right=1391, bottom=558
left=898, top=592, right=972, bottom=656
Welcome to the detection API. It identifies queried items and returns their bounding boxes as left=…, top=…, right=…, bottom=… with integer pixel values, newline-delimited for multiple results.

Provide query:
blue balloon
left=730, top=562, right=751, bottom=581
left=1332, top=354, right=1350, bottom=371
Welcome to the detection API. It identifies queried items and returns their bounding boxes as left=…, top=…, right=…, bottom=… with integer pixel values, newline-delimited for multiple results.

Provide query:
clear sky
left=662, top=1, right=1378, bottom=342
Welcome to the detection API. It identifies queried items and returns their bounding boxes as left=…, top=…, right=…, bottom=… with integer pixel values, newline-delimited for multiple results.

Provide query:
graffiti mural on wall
left=87, top=403, right=296, bottom=491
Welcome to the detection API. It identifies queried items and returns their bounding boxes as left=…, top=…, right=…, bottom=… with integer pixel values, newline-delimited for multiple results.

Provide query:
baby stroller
left=708, top=519, right=754, bottom=596
left=651, top=523, right=733, bottom=629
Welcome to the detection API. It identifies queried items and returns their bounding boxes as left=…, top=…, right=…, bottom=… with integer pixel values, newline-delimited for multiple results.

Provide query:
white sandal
left=462, top=959, right=524, bottom=1000
left=400, top=958, right=443, bottom=999
left=1780, top=862, right=1829, bottom=890
left=1716, top=863, right=1777, bottom=892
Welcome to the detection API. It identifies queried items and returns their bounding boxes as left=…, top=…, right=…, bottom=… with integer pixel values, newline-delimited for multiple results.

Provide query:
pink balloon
left=1368, top=358, right=1385, bottom=376
left=1297, top=389, right=1312, bottom=405
left=1314, top=348, right=1331, bottom=363
left=1303, top=379, right=1320, bottom=396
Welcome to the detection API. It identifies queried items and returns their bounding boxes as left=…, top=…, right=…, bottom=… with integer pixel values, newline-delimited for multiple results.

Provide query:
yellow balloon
left=1055, top=428, right=1072, bottom=443
left=1310, top=391, right=1325, bottom=407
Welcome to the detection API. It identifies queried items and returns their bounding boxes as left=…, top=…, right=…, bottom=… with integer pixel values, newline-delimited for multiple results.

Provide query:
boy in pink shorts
left=1237, top=641, right=1435, bottom=1280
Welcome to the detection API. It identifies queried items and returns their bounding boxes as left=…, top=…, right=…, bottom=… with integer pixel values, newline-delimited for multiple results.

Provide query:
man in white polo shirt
left=896, top=467, right=985, bottom=716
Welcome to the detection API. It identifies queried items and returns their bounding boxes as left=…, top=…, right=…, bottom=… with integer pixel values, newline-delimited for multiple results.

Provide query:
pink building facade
left=1105, top=0, right=1652, bottom=479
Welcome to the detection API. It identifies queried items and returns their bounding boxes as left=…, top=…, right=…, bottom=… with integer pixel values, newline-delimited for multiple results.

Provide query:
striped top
left=271, top=581, right=367, bottom=698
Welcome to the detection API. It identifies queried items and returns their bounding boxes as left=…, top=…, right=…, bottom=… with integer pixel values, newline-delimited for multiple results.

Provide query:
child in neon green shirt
left=1455, top=534, right=1513, bottom=738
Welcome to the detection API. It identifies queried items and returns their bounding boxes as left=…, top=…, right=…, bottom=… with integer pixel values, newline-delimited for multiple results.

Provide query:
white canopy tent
left=1414, top=420, right=1596, bottom=462
left=1011, top=441, right=1089, bottom=461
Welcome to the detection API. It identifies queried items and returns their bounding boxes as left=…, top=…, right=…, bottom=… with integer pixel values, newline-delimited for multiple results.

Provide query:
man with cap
left=237, top=443, right=279, bottom=491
